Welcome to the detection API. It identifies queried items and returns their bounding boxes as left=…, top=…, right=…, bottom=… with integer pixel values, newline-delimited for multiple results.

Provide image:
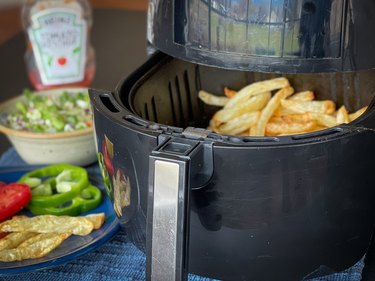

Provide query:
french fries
left=198, top=90, right=229, bottom=107
left=250, top=86, right=294, bottom=136
left=336, top=105, right=350, bottom=124
left=0, top=213, right=105, bottom=262
left=224, top=87, right=236, bottom=98
left=85, top=213, right=105, bottom=230
left=216, top=111, right=260, bottom=135
left=0, top=233, right=71, bottom=262
left=213, top=92, right=271, bottom=123
left=349, top=106, right=368, bottom=122
left=280, top=99, right=336, bottom=114
left=225, top=77, right=290, bottom=108
left=0, top=215, right=94, bottom=236
left=198, top=78, right=368, bottom=137
left=0, top=232, right=38, bottom=251
left=288, top=91, right=315, bottom=101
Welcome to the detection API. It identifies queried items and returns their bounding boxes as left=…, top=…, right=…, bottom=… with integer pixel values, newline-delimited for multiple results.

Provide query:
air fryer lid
left=148, top=0, right=375, bottom=73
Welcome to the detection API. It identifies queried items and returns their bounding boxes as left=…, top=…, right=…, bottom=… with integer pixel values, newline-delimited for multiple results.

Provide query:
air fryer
left=89, top=1, right=375, bottom=281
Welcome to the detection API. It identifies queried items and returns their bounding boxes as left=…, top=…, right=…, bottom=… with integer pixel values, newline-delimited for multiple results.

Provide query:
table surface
left=1, top=7, right=375, bottom=281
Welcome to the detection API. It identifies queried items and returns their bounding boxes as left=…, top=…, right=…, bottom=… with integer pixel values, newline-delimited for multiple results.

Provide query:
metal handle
left=147, top=157, right=189, bottom=281
left=147, top=138, right=199, bottom=281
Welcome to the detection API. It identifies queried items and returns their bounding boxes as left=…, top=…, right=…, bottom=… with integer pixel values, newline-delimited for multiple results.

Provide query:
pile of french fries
left=0, top=213, right=104, bottom=262
left=199, top=77, right=367, bottom=136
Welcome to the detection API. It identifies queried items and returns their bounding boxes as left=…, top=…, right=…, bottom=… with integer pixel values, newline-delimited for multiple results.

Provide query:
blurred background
left=0, top=0, right=149, bottom=154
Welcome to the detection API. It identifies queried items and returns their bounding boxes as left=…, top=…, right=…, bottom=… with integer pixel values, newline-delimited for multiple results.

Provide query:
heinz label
left=28, top=8, right=87, bottom=85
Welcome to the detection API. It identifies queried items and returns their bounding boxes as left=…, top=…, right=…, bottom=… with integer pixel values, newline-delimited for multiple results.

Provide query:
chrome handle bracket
left=146, top=137, right=200, bottom=281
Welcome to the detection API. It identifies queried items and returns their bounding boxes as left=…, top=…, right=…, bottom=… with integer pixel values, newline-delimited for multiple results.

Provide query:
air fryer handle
left=147, top=156, right=189, bottom=281
left=147, top=137, right=203, bottom=281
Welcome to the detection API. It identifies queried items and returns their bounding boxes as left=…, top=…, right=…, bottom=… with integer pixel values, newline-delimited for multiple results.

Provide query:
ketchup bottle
left=22, top=0, right=96, bottom=90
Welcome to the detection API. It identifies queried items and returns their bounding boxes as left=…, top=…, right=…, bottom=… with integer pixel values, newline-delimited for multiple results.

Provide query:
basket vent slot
left=123, top=115, right=148, bottom=127
left=168, top=82, right=178, bottom=125
left=175, top=76, right=185, bottom=126
left=241, top=137, right=279, bottom=143
left=183, top=70, right=194, bottom=124
left=144, top=103, right=150, bottom=121
left=291, top=128, right=343, bottom=140
left=151, top=96, right=158, bottom=123
left=100, top=96, right=119, bottom=113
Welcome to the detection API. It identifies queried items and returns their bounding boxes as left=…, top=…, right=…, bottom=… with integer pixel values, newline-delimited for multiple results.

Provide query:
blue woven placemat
left=0, top=148, right=365, bottom=281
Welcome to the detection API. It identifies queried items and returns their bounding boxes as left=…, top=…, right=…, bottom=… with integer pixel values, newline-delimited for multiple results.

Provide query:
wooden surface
left=90, top=0, right=148, bottom=11
left=0, top=7, right=22, bottom=45
left=0, top=0, right=148, bottom=45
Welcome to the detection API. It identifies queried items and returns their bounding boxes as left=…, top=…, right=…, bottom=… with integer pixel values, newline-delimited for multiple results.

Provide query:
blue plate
left=0, top=165, right=121, bottom=275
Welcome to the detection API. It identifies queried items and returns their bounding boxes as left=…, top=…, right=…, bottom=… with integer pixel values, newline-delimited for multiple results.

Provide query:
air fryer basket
left=122, top=54, right=375, bottom=131
left=90, top=52, right=375, bottom=281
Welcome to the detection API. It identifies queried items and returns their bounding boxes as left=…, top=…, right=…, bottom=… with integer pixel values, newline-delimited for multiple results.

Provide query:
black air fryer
left=90, top=1, right=375, bottom=280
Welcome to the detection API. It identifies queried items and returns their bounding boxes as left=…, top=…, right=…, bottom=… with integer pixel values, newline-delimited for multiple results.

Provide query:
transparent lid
left=148, top=0, right=375, bottom=73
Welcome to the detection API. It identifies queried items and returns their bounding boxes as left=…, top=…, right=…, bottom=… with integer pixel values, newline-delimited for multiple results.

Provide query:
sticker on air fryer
left=98, top=134, right=131, bottom=218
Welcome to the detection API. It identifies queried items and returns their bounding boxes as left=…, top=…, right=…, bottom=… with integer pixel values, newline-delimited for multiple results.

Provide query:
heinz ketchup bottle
left=22, top=0, right=96, bottom=90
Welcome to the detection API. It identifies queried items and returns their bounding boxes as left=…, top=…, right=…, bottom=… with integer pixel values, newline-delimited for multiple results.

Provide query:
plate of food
left=0, top=164, right=120, bottom=275
left=0, top=88, right=97, bottom=166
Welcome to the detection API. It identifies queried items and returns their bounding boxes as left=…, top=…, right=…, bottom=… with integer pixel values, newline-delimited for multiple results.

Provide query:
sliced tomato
left=0, top=183, right=31, bottom=222
left=0, top=182, right=6, bottom=188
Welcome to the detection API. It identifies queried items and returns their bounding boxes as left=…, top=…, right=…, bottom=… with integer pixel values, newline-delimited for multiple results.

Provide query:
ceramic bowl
left=0, top=88, right=97, bottom=166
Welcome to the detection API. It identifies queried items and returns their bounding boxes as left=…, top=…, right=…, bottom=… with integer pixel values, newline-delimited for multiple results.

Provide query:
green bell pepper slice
left=27, top=184, right=102, bottom=216
left=18, top=164, right=89, bottom=208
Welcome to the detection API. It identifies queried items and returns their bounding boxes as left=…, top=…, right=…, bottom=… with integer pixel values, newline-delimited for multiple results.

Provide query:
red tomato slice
left=0, top=183, right=31, bottom=222
left=0, top=182, right=6, bottom=188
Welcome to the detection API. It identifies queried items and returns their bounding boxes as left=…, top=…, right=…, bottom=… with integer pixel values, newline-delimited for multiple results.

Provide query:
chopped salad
left=5, top=89, right=92, bottom=133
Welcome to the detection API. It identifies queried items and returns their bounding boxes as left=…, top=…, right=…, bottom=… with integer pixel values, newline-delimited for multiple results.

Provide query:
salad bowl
left=0, top=88, right=97, bottom=166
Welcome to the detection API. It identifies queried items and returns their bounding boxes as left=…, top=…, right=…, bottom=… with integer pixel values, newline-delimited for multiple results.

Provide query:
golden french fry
left=0, top=233, right=71, bottom=262
left=11, top=215, right=28, bottom=219
left=225, top=77, right=290, bottom=109
left=0, top=215, right=94, bottom=236
left=349, top=106, right=368, bottom=122
left=308, top=112, right=337, bottom=127
left=288, top=91, right=315, bottom=101
left=224, top=87, right=237, bottom=98
left=315, top=126, right=329, bottom=131
left=213, top=92, right=271, bottom=123
left=207, top=119, right=219, bottom=133
left=0, top=232, right=38, bottom=251
left=204, top=78, right=369, bottom=137
left=219, top=111, right=260, bottom=135
left=273, top=106, right=296, bottom=117
left=238, top=131, right=250, bottom=136
left=198, top=90, right=228, bottom=107
left=271, top=91, right=315, bottom=117
left=270, top=113, right=312, bottom=124
left=266, top=120, right=317, bottom=136
left=17, top=233, right=66, bottom=248
left=280, top=99, right=336, bottom=114
left=336, top=105, right=350, bottom=124
left=250, top=86, right=295, bottom=136
left=85, top=213, right=105, bottom=230
left=277, top=131, right=309, bottom=136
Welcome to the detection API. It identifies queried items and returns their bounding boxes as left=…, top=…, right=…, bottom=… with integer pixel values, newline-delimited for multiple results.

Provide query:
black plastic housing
left=89, top=53, right=375, bottom=281
left=148, top=0, right=375, bottom=73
